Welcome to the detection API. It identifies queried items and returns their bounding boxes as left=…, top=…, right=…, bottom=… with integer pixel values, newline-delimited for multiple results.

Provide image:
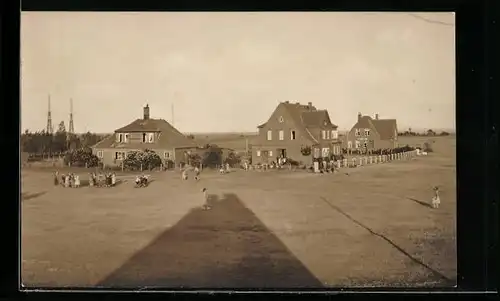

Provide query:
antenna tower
left=69, top=98, right=75, bottom=134
left=46, top=94, right=53, bottom=134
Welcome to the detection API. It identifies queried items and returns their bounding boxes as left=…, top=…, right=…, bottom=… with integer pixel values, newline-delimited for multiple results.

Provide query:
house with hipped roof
left=345, top=112, right=398, bottom=151
left=252, top=101, right=342, bottom=166
left=92, top=105, right=198, bottom=167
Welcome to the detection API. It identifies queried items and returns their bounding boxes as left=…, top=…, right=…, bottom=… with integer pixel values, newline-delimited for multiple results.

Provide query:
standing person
left=53, top=171, right=59, bottom=186
left=432, top=186, right=441, bottom=209
left=64, top=174, right=70, bottom=188
left=194, top=166, right=200, bottom=181
left=74, top=174, right=80, bottom=188
left=182, top=169, right=188, bottom=180
left=89, top=173, right=94, bottom=187
left=135, top=175, right=141, bottom=187
left=111, top=173, right=116, bottom=187
left=226, top=162, right=230, bottom=173
left=201, top=188, right=210, bottom=210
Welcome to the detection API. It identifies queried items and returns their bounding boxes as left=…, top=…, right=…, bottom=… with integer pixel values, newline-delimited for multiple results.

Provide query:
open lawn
left=21, top=136, right=456, bottom=288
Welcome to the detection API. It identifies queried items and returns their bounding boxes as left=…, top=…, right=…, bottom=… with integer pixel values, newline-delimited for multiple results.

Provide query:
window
left=256, top=150, right=261, bottom=157
left=355, top=129, right=361, bottom=136
left=267, top=130, right=272, bottom=140
left=331, top=130, right=338, bottom=139
left=322, top=130, right=326, bottom=139
left=364, top=129, right=370, bottom=136
left=148, top=133, right=154, bottom=143
left=322, top=147, right=330, bottom=158
left=115, top=151, right=125, bottom=160
left=355, top=141, right=360, bottom=149
left=116, top=133, right=123, bottom=143
left=347, top=141, right=352, bottom=149
left=290, top=130, right=296, bottom=140
left=278, top=116, right=284, bottom=123
left=124, top=133, right=129, bottom=143
left=269, top=150, right=273, bottom=157
left=142, top=133, right=147, bottom=143
left=163, top=151, right=170, bottom=159
left=279, top=130, right=284, bottom=140
left=97, top=150, right=103, bottom=158
left=326, top=131, right=330, bottom=139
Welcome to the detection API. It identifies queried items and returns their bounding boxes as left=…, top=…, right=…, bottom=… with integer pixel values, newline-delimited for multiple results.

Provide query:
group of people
left=135, top=174, right=149, bottom=187
left=54, top=171, right=80, bottom=188
left=89, top=172, right=117, bottom=188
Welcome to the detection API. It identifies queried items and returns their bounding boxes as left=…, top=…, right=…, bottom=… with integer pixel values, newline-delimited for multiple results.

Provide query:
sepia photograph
left=20, top=11, right=456, bottom=289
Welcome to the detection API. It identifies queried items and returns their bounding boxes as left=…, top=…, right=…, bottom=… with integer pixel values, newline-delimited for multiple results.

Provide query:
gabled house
left=252, top=101, right=342, bottom=166
left=345, top=112, right=398, bottom=151
left=92, top=105, right=197, bottom=167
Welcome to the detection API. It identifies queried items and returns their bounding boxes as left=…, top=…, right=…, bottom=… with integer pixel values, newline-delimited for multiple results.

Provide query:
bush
left=202, top=145, right=223, bottom=168
left=63, top=147, right=100, bottom=167
left=224, top=151, right=241, bottom=167
left=123, top=149, right=162, bottom=170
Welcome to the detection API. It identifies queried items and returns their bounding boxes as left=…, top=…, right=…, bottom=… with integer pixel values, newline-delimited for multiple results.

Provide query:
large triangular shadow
left=97, top=193, right=323, bottom=289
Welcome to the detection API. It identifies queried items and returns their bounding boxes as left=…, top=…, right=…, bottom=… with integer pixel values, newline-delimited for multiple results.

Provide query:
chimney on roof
left=358, top=112, right=362, bottom=122
left=375, top=113, right=379, bottom=120
left=143, top=104, right=150, bottom=120
left=308, top=102, right=313, bottom=111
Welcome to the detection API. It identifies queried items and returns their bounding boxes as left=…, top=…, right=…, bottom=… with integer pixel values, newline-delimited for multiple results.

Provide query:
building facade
left=252, top=101, right=342, bottom=166
left=92, top=105, right=197, bottom=167
left=345, top=112, right=398, bottom=151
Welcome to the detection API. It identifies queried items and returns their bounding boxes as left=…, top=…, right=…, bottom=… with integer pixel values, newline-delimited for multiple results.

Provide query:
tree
left=123, top=149, right=162, bottom=170
left=427, top=129, right=436, bottom=136
left=202, top=144, right=223, bottom=168
left=224, top=151, right=241, bottom=167
left=53, top=121, right=68, bottom=154
left=64, top=147, right=100, bottom=167
left=80, top=132, right=102, bottom=147
left=439, top=131, right=450, bottom=136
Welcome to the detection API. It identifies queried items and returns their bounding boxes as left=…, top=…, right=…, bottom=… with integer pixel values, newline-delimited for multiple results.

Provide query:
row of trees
left=398, top=128, right=451, bottom=136
left=21, top=121, right=105, bottom=156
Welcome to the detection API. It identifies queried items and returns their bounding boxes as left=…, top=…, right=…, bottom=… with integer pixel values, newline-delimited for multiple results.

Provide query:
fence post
left=122, top=161, right=124, bottom=172
left=140, top=163, right=143, bottom=171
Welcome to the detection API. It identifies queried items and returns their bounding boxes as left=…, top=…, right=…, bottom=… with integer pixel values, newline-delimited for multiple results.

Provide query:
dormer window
left=148, top=133, right=154, bottom=143
left=124, top=133, right=129, bottom=143
left=116, top=133, right=123, bottom=143
left=142, top=133, right=147, bottom=143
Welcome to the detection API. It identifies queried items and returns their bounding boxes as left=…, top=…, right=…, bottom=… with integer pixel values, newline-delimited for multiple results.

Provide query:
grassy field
left=21, top=136, right=456, bottom=288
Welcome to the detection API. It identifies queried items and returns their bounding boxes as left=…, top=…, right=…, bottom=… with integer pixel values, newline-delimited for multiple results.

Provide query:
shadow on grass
left=407, top=197, right=433, bottom=209
left=319, top=197, right=453, bottom=285
left=97, top=193, right=323, bottom=289
left=21, top=191, right=47, bottom=201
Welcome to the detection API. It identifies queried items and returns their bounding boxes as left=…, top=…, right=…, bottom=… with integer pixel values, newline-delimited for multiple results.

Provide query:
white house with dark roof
left=92, top=105, right=197, bottom=167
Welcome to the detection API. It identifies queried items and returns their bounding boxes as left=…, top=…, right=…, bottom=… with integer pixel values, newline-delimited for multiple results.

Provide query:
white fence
left=336, top=150, right=419, bottom=168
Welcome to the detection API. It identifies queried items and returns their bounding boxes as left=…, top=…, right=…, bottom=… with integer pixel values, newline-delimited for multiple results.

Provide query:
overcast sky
left=21, top=12, right=455, bottom=133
